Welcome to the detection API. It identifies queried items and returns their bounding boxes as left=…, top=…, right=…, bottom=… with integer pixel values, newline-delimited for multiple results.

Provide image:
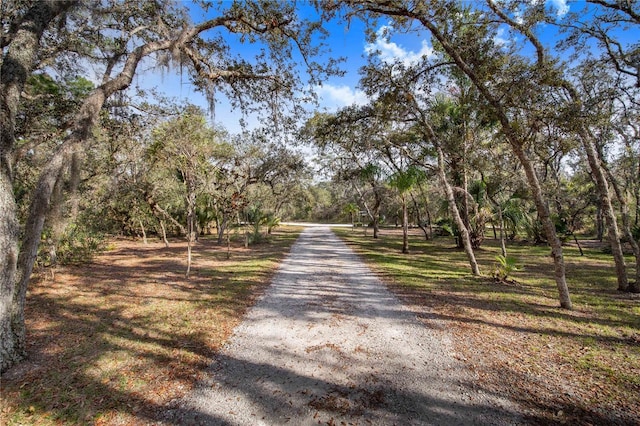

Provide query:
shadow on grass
left=0, top=229, right=301, bottom=425
left=334, top=228, right=640, bottom=425
left=5, top=292, right=212, bottom=423
left=336, top=229, right=640, bottom=334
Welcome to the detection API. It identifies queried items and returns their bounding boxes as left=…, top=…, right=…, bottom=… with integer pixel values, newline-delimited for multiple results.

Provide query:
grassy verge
left=334, top=227, right=640, bottom=425
left=0, top=226, right=302, bottom=425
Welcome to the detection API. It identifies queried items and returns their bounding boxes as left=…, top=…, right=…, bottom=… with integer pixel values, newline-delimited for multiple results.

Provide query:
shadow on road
left=167, top=227, right=522, bottom=425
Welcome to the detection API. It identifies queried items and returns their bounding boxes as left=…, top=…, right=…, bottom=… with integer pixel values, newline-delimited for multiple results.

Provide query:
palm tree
left=343, top=203, right=359, bottom=230
left=388, top=166, right=425, bottom=253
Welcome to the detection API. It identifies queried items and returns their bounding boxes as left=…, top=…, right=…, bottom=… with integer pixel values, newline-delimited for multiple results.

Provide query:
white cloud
left=364, top=25, right=434, bottom=66
left=523, top=0, right=569, bottom=19
left=315, top=84, right=368, bottom=109
left=494, top=27, right=509, bottom=47
left=548, top=0, right=569, bottom=16
left=514, top=9, right=525, bottom=25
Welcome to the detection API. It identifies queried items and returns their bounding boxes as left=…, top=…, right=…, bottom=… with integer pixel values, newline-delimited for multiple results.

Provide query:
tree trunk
left=13, top=126, right=91, bottom=364
left=635, top=160, right=640, bottom=227
left=604, top=160, right=640, bottom=292
left=573, top=234, right=584, bottom=257
left=409, top=100, right=479, bottom=274
left=185, top=181, right=196, bottom=279
left=401, top=194, right=409, bottom=254
left=0, top=0, right=78, bottom=374
left=146, top=193, right=187, bottom=236
left=462, top=158, right=470, bottom=230
left=511, top=143, right=572, bottom=309
left=0, top=176, right=20, bottom=373
left=10, top=27, right=176, bottom=359
left=160, top=220, right=169, bottom=247
left=487, top=193, right=507, bottom=257
left=186, top=239, right=193, bottom=278
left=139, top=219, right=148, bottom=244
left=372, top=192, right=382, bottom=239
left=411, top=192, right=430, bottom=240
left=415, top=11, right=572, bottom=308
left=436, top=145, right=480, bottom=275
left=46, top=169, right=66, bottom=268
left=579, top=130, right=628, bottom=291
left=217, top=216, right=228, bottom=244
left=596, top=204, right=604, bottom=241
left=498, top=204, right=507, bottom=258
left=352, top=183, right=380, bottom=238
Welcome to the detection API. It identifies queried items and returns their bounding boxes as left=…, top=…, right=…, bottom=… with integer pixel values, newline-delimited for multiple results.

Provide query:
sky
left=133, top=1, right=429, bottom=134
left=133, top=0, right=576, bottom=135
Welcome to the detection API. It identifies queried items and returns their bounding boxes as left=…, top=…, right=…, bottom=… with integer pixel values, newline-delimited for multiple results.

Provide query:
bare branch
left=587, top=0, right=640, bottom=24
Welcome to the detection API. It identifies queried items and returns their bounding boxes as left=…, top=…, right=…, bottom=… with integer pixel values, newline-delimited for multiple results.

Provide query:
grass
left=0, top=226, right=302, bottom=425
left=333, top=227, right=640, bottom=425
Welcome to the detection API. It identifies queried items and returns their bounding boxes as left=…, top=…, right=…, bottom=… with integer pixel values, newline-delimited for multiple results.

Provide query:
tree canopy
left=1, top=0, right=639, bottom=374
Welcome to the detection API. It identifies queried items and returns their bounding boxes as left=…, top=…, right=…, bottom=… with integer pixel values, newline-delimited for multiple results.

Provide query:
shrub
left=39, top=225, right=105, bottom=266
left=493, top=255, right=520, bottom=282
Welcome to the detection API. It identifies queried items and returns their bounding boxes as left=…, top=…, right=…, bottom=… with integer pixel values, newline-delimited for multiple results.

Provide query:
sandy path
left=169, top=227, right=520, bottom=425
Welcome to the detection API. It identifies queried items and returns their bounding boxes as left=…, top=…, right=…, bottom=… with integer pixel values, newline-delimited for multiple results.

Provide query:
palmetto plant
left=493, top=255, right=520, bottom=282
left=501, top=198, right=531, bottom=241
left=264, top=213, right=281, bottom=235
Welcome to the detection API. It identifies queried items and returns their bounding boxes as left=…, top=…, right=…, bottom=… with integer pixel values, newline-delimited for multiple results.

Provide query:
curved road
left=169, top=227, right=520, bottom=425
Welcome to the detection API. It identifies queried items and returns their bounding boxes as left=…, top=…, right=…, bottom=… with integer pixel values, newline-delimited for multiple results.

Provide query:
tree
left=324, top=0, right=571, bottom=308
left=357, top=56, right=482, bottom=274
left=11, top=73, right=96, bottom=263
left=302, top=109, right=388, bottom=238
left=343, top=202, right=358, bottom=228
left=479, top=143, right=531, bottom=257
left=1, top=0, right=79, bottom=374
left=428, top=92, right=493, bottom=252
left=485, top=0, right=636, bottom=291
left=354, top=163, right=386, bottom=237
left=149, top=106, right=224, bottom=278
left=409, top=177, right=436, bottom=240
left=427, top=76, right=490, bottom=249
left=1, top=0, right=335, bottom=372
left=388, top=165, right=425, bottom=253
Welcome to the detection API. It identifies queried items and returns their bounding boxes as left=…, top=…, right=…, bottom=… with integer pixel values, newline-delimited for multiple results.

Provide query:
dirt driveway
left=167, top=226, right=521, bottom=425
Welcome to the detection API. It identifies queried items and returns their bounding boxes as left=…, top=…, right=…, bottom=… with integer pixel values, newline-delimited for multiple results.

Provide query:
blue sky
left=134, top=0, right=578, bottom=134
left=135, top=2, right=374, bottom=133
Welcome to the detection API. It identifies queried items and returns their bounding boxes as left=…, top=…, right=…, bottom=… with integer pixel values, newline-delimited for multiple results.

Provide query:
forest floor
left=1, top=225, right=639, bottom=425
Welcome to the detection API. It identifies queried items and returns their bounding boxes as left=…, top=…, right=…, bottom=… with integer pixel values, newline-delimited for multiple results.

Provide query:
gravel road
left=169, top=227, right=521, bottom=425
